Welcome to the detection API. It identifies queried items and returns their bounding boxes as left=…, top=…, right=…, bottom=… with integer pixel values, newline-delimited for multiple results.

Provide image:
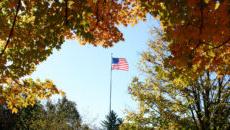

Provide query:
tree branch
left=203, top=37, right=230, bottom=53
left=192, top=83, right=203, bottom=129
left=217, top=78, right=223, bottom=103
left=189, top=105, right=199, bottom=130
left=193, top=0, right=205, bottom=51
left=222, top=77, right=230, bottom=88
left=65, top=0, right=68, bottom=25
left=0, top=0, right=21, bottom=57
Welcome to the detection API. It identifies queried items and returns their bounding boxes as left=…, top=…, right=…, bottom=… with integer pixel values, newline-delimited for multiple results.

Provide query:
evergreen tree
left=102, top=110, right=123, bottom=130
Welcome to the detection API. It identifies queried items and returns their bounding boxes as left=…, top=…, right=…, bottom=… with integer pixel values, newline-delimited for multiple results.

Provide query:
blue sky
left=31, top=16, right=158, bottom=127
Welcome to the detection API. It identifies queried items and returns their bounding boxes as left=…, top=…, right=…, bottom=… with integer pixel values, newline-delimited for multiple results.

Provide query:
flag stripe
left=112, top=58, right=128, bottom=71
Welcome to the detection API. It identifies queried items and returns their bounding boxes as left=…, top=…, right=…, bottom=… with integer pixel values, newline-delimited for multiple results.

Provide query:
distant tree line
left=0, top=96, right=90, bottom=130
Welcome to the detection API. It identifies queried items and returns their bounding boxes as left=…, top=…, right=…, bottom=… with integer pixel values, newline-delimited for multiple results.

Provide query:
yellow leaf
left=60, top=91, right=66, bottom=96
left=204, top=0, right=210, bottom=4
left=208, top=51, right=215, bottom=57
left=215, top=1, right=220, bottom=10
left=68, top=1, right=74, bottom=8
left=12, top=108, right=18, bottom=113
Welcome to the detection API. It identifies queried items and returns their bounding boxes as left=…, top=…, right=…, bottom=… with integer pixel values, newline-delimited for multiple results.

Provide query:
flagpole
left=109, top=53, right=113, bottom=112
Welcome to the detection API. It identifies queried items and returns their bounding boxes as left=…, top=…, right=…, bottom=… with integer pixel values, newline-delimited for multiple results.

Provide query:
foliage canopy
left=121, top=30, right=230, bottom=130
left=125, top=0, right=230, bottom=74
left=0, top=0, right=133, bottom=111
left=0, top=0, right=229, bottom=113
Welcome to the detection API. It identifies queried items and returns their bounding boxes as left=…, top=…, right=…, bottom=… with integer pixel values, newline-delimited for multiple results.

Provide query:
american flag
left=112, top=58, right=128, bottom=71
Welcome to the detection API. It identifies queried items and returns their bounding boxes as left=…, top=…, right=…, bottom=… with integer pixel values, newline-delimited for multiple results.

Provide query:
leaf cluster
left=124, top=0, right=230, bottom=75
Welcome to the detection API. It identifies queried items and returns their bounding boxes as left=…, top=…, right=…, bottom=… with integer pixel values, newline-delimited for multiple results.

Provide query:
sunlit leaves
left=122, top=30, right=230, bottom=129
left=124, top=0, right=230, bottom=75
left=1, top=0, right=229, bottom=113
left=215, top=1, right=220, bottom=9
left=0, top=0, right=136, bottom=112
left=1, top=78, right=63, bottom=113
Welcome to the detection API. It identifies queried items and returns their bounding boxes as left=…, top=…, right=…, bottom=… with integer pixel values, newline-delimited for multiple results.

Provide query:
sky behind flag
left=31, top=15, right=159, bottom=128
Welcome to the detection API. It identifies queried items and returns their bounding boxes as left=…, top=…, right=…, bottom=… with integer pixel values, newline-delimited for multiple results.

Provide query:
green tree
left=121, top=30, right=230, bottom=130
left=16, top=103, right=46, bottom=129
left=0, top=102, right=47, bottom=130
left=0, top=97, right=89, bottom=130
left=0, top=105, right=17, bottom=129
left=102, top=110, right=123, bottom=130
left=44, top=96, right=82, bottom=129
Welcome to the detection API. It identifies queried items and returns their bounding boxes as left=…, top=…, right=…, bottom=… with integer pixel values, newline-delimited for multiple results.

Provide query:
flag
left=112, top=58, right=128, bottom=71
